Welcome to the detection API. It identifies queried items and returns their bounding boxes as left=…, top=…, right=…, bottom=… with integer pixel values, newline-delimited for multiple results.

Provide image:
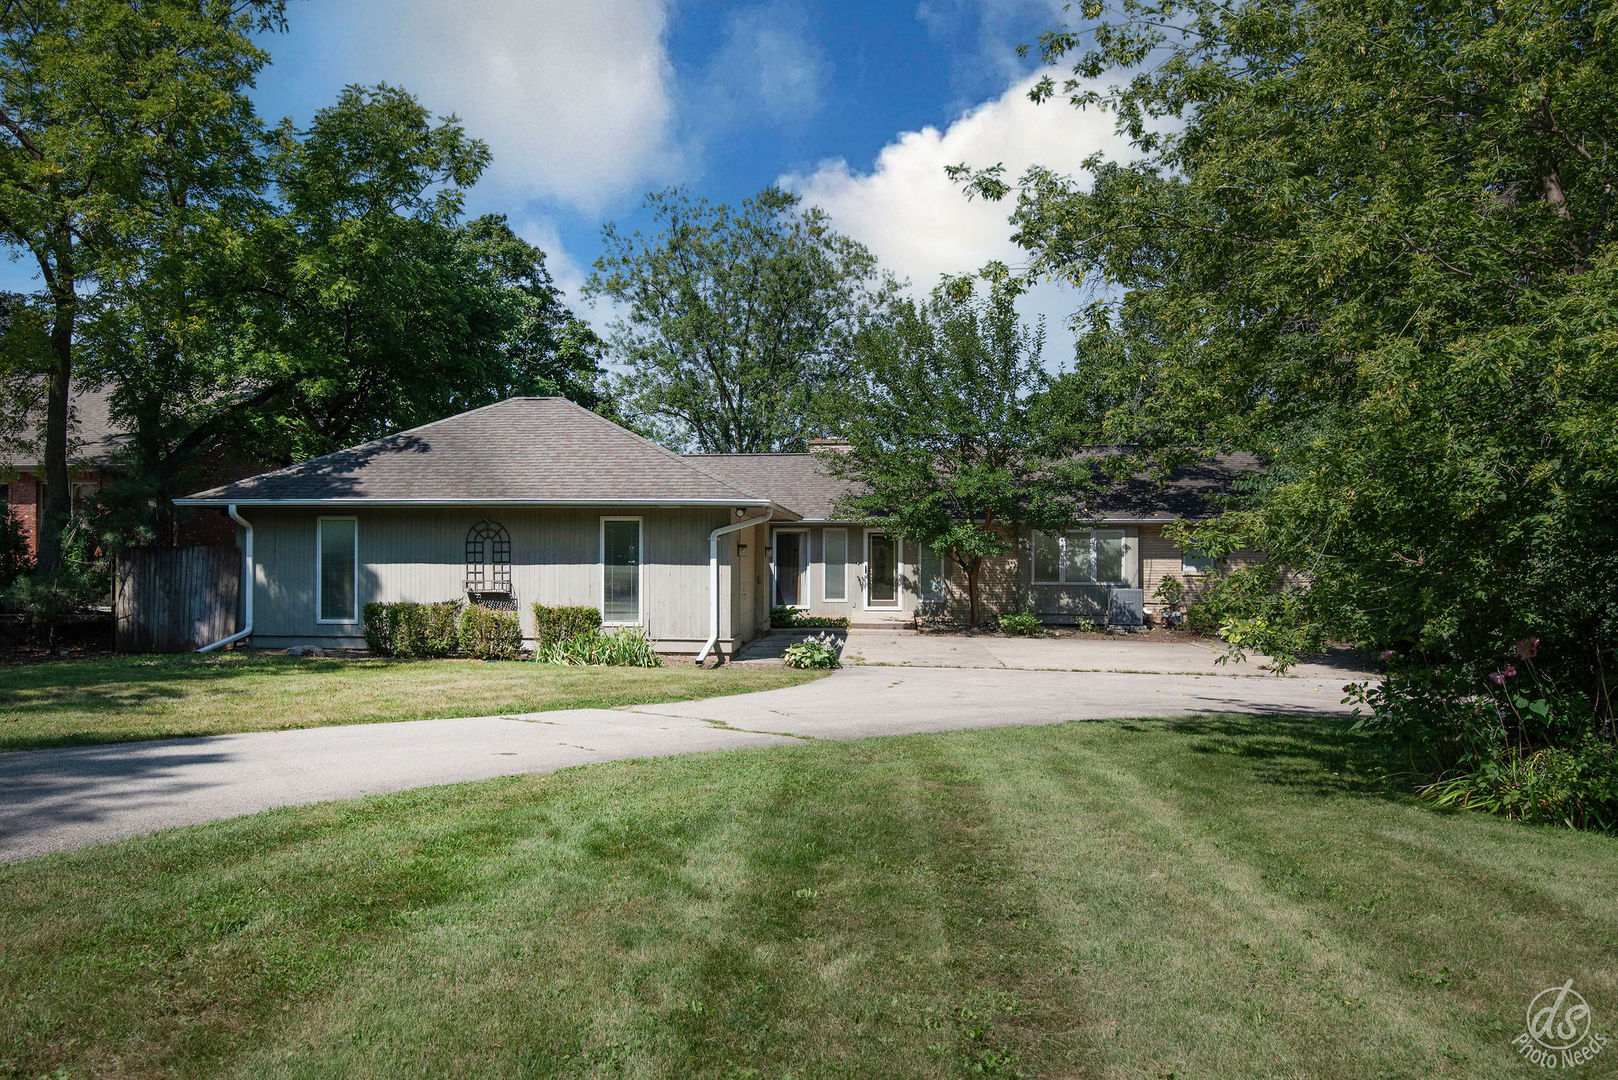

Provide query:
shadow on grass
left=0, top=654, right=398, bottom=721
left=1113, top=712, right=1423, bottom=806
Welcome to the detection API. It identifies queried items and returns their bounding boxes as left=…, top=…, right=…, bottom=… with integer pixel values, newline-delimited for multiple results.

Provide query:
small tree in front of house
left=822, top=271, right=1098, bottom=627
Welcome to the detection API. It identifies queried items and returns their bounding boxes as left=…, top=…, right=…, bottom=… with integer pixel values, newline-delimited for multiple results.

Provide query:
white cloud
left=701, top=1, right=826, bottom=125
left=335, top=0, right=682, bottom=213
left=780, top=74, right=1131, bottom=362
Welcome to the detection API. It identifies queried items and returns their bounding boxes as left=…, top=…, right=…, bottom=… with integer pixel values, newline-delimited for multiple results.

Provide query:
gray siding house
left=176, top=397, right=1256, bottom=657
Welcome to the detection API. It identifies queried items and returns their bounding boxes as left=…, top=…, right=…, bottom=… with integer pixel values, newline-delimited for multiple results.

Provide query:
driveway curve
left=0, top=665, right=1360, bottom=862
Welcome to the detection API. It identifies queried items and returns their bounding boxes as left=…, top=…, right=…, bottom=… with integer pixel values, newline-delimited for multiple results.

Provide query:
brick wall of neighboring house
left=3, top=474, right=40, bottom=555
left=3, top=469, right=116, bottom=560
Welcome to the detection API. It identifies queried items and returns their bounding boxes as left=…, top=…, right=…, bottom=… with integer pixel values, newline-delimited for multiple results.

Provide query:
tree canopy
left=823, top=273, right=1098, bottom=626
left=586, top=186, right=895, bottom=452
left=0, top=0, right=285, bottom=571
left=956, top=0, right=1618, bottom=690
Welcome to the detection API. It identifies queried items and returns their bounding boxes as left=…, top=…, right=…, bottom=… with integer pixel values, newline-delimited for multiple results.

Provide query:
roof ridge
left=558, top=404, right=766, bottom=502
left=174, top=398, right=572, bottom=494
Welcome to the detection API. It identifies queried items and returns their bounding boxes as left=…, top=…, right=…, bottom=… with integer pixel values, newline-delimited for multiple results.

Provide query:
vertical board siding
left=115, top=545, right=240, bottom=653
left=247, top=506, right=737, bottom=650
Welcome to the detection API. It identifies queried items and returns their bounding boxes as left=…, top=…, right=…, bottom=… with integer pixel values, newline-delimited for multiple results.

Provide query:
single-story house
left=175, top=397, right=1260, bottom=658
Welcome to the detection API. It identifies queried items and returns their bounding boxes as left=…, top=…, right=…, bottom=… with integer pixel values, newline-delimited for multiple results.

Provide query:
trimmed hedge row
left=770, top=605, right=851, bottom=630
left=532, top=604, right=601, bottom=649
left=362, top=601, right=462, bottom=658
left=362, top=600, right=525, bottom=661
left=461, top=604, right=524, bottom=661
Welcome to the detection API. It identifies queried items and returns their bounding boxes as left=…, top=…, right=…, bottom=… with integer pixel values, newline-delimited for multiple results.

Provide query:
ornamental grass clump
left=538, top=626, right=662, bottom=667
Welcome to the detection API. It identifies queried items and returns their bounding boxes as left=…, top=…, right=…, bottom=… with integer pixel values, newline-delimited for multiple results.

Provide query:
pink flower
left=1379, top=649, right=1395, bottom=661
left=1503, top=665, right=1518, bottom=678
left=1488, top=672, right=1506, bottom=686
left=1516, top=637, right=1540, bottom=660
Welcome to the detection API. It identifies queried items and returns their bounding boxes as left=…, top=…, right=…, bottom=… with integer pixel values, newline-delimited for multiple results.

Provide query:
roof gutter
left=171, top=497, right=775, bottom=508
left=696, top=508, right=773, bottom=665
left=197, top=505, right=253, bottom=653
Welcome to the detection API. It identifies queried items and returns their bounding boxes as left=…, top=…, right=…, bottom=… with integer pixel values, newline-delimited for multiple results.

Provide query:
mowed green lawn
left=0, top=654, right=824, bottom=751
left=3, top=714, right=1614, bottom=1079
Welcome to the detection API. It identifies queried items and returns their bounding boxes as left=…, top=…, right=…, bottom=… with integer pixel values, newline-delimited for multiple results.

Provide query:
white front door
left=864, top=531, right=901, bottom=609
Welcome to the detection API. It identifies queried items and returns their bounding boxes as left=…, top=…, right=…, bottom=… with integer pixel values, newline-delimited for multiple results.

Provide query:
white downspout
left=198, top=504, right=254, bottom=652
left=696, top=508, right=773, bottom=665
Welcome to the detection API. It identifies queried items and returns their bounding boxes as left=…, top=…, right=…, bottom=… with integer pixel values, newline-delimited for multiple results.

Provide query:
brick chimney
left=807, top=438, right=852, bottom=455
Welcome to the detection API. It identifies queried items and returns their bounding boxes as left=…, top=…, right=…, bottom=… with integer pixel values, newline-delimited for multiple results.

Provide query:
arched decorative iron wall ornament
left=465, top=519, right=513, bottom=598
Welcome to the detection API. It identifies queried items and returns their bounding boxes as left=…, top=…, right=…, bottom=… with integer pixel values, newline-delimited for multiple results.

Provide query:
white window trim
left=771, top=527, right=811, bottom=610
left=821, top=527, right=849, bottom=604
left=599, top=515, right=644, bottom=626
left=315, top=515, right=359, bottom=624
left=1182, top=552, right=1219, bottom=575
left=1031, top=529, right=1133, bottom=586
left=863, top=528, right=904, bottom=610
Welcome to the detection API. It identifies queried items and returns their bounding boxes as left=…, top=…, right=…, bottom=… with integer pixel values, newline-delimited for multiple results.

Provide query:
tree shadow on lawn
left=1111, top=712, right=1423, bottom=807
left=0, top=655, right=395, bottom=723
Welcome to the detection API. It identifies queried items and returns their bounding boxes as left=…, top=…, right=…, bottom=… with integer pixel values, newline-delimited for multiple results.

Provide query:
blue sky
left=12, top=0, right=1135, bottom=358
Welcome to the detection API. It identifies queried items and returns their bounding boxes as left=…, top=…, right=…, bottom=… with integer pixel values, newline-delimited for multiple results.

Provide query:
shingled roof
left=3, top=385, right=132, bottom=469
left=685, top=453, right=851, bottom=520
left=688, top=449, right=1259, bottom=522
left=176, top=398, right=777, bottom=508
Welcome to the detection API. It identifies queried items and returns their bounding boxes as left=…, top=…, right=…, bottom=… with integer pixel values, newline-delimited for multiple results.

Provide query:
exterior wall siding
left=245, top=505, right=750, bottom=653
left=769, top=523, right=920, bottom=624
left=766, top=521, right=1261, bottom=627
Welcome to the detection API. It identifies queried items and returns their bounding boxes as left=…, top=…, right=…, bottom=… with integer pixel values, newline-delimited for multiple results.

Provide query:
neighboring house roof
left=2, top=385, right=131, bottom=469
left=176, top=397, right=784, bottom=509
left=689, top=449, right=1260, bottom=523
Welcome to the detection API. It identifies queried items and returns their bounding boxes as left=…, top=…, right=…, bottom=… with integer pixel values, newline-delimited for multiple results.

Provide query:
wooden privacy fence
left=115, top=545, right=241, bottom=653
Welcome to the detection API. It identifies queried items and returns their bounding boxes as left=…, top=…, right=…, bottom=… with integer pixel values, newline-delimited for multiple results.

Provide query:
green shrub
left=997, top=610, right=1046, bottom=637
left=361, top=602, right=390, bottom=654
left=2, top=517, right=107, bottom=643
left=1346, top=646, right=1618, bottom=831
left=460, top=604, right=523, bottom=661
left=771, top=605, right=851, bottom=629
left=0, top=506, right=29, bottom=591
left=782, top=634, right=841, bottom=669
left=361, top=601, right=461, bottom=658
left=532, top=603, right=602, bottom=650
left=538, top=625, right=662, bottom=667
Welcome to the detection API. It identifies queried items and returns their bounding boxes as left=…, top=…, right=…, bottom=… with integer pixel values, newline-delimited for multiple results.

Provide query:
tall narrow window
left=822, top=528, right=848, bottom=602
left=919, top=543, right=946, bottom=600
left=602, top=518, right=641, bottom=624
left=317, top=517, right=358, bottom=623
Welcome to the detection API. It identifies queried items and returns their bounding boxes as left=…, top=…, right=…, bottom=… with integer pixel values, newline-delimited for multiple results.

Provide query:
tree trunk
left=966, top=562, right=980, bottom=629
left=36, top=309, right=72, bottom=575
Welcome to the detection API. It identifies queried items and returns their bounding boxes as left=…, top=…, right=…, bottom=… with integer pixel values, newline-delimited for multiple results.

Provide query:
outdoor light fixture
left=735, top=507, right=746, bottom=517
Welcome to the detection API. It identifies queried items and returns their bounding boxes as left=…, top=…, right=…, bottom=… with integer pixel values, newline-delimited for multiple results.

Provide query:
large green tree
left=82, top=85, right=606, bottom=542
left=0, top=0, right=284, bottom=572
left=586, top=186, right=895, bottom=452
left=822, top=273, right=1099, bottom=626
left=958, top=0, right=1618, bottom=706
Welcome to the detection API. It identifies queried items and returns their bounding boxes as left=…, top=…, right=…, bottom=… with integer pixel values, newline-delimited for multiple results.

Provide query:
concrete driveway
left=0, top=664, right=1363, bottom=862
left=742, top=628, right=1369, bottom=680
